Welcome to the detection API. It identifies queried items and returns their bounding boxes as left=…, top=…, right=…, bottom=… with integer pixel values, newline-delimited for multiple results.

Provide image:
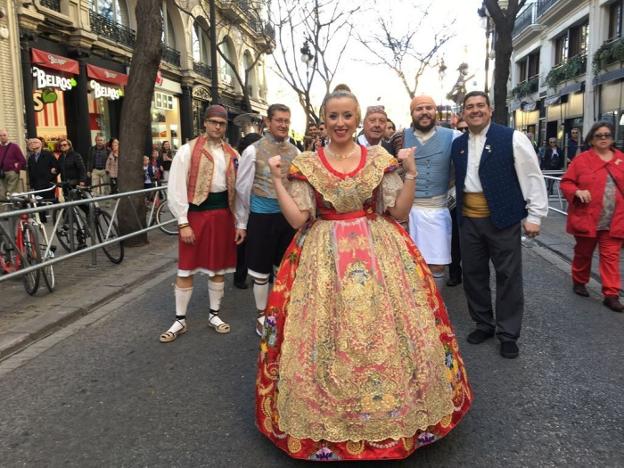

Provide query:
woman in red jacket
left=560, top=121, right=624, bottom=312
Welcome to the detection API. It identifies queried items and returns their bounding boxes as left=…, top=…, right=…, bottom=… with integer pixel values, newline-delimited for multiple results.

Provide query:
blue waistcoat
left=403, top=127, right=453, bottom=198
left=451, top=123, right=528, bottom=229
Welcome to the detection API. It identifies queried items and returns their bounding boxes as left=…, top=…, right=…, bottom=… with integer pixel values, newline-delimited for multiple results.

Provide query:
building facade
left=14, top=0, right=271, bottom=158
left=509, top=0, right=624, bottom=154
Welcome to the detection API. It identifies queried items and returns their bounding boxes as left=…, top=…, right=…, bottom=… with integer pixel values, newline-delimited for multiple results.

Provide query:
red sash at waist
left=319, top=209, right=374, bottom=220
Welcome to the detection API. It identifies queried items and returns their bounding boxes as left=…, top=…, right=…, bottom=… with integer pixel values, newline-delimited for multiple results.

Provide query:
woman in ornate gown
left=256, top=88, right=472, bottom=461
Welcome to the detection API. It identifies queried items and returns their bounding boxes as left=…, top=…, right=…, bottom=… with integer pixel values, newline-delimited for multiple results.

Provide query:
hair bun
left=332, top=83, right=352, bottom=93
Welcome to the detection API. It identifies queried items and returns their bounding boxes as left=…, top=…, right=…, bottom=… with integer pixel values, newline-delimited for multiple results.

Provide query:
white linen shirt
left=167, top=140, right=228, bottom=225
left=464, top=123, right=548, bottom=225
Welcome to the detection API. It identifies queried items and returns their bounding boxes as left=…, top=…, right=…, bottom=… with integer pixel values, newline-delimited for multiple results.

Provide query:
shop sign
left=33, top=89, right=59, bottom=112
left=87, top=64, right=128, bottom=86
left=31, top=48, right=79, bottom=75
left=32, top=66, right=77, bottom=91
left=90, top=80, right=123, bottom=100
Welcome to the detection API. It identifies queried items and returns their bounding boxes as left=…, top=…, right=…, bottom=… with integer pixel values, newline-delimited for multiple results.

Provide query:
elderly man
left=0, top=129, right=27, bottom=201
left=358, top=105, right=394, bottom=153
left=235, top=103, right=299, bottom=335
left=160, top=105, right=244, bottom=343
left=391, top=96, right=459, bottom=288
left=27, top=138, right=58, bottom=221
left=451, top=91, right=547, bottom=359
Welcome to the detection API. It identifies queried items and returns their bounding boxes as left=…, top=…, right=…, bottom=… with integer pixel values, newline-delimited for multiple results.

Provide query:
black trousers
left=234, top=240, right=247, bottom=284
left=460, top=217, right=524, bottom=342
left=449, top=207, right=462, bottom=281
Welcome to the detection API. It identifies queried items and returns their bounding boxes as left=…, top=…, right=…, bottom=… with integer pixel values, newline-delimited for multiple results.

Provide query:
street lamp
left=477, top=3, right=492, bottom=94
left=300, top=38, right=314, bottom=124
left=438, top=59, right=447, bottom=122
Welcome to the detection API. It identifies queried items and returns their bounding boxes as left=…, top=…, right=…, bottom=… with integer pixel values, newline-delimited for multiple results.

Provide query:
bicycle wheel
left=39, top=226, right=56, bottom=292
left=95, top=210, right=124, bottom=264
left=20, top=222, right=41, bottom=295
left=53, top=208, right=88, bottom=252
left=156, top=202, right=178, bottom=235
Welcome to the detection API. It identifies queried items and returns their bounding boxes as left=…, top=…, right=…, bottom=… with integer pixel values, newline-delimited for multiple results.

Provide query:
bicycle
left=52, top=184, right=124, bottom=264
left=146, top=185, right=177, bottom=236
left=0, top=185, right=57, bottom=294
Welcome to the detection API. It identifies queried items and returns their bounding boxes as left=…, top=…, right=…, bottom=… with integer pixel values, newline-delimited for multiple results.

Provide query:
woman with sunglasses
left=561, top=121, right=624, bottom=312
left=58, top=138, right=87, bottom=189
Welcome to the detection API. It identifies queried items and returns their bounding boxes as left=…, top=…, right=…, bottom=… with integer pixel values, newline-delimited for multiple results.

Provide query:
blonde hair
left=321, top=85, right=361, bottom=126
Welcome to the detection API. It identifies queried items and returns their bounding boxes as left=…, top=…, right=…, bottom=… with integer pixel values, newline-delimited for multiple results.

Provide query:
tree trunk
left=492, top=20, right=514, bottom=125
left=117, top=1, right=163, bottom=247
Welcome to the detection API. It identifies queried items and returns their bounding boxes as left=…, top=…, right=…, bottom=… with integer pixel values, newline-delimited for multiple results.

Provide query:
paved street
left=0, top=244, right=622, bottom=467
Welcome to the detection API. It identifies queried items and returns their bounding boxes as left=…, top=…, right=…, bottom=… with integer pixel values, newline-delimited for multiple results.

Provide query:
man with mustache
left=391, top=95, right=459, bottom=289
left=451, top=91, right=547, bottom=359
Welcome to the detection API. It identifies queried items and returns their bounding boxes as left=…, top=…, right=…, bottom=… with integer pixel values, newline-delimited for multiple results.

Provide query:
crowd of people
left=2, top=78, right=623, bottom=462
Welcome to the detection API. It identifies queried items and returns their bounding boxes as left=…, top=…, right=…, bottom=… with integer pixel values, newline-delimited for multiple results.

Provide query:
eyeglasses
left=593, top=133, right=613, bottom=139
left=206, top=119, right=227, bottom=127
left=59, top=143, right=69, bottom=147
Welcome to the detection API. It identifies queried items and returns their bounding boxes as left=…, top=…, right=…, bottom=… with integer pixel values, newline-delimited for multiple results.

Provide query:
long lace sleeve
left=289, top=179, right=316, bottom=218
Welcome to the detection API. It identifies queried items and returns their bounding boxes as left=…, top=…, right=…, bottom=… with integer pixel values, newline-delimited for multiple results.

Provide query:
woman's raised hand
left=268, top=155, right=283, bottom=180
left=397, top=147, right=417, bottom=176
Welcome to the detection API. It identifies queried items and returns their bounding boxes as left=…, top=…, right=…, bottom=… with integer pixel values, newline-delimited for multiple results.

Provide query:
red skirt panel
left=178, top=209, right=236, bottom=276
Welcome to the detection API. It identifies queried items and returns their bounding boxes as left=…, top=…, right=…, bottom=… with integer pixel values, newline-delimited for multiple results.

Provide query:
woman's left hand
left=397, top=147, right=417, bottom=176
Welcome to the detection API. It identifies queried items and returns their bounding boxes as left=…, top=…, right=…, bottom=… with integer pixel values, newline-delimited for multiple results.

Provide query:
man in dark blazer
left=451, top=91, right=548, bottom=359
left=27, top=138, right=59, bottom=222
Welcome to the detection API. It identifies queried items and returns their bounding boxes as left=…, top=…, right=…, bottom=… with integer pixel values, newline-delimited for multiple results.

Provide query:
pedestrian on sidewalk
left=234, top=104, right=299, bottom=336
left=560, top=121, right=624, bottom=313
left=86, top=134, right=109, bottom=196
left=105, top=139, right=119, bottom=194
left=26, top=138, right=58, bottom=222
left=0, top=128, right=27, bottom=202
left=159, top=105, right=244, bottom=343
left=451, top=91, right=548, bottom=359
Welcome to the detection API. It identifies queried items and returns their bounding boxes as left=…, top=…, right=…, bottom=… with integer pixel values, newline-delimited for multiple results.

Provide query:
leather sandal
left=208, top=311, right=231, bottom=334
left=159, top=320, right=187, bottom=343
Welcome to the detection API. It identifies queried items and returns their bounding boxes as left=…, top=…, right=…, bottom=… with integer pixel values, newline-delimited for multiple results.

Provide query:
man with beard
left=391, top=95, right=459, bottom=289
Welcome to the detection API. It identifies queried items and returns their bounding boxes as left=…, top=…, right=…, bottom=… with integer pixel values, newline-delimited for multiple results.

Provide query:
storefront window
left=152, top=91, right=181, bottom=150
left=89, top=92, right=112, bottom=143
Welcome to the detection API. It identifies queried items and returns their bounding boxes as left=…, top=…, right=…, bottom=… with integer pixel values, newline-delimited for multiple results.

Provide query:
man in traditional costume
left=391, top=95, right=459, bottom=288
left=451, top=91, right=547, bottom=358
left=357, top=105, right=394, bottom=153
left=235, top=104, right=299, bottom=335
left=159, top=105, right=243, bottom=342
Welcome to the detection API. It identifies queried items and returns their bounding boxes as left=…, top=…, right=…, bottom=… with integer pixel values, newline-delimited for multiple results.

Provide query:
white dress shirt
left=167, top=140, right=228, bottom=225
left=464, top=123, right=548, bottom=225
left=234, top=144, right=257, bottom=230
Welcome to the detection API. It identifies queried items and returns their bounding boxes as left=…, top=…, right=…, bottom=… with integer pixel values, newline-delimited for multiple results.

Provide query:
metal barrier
left=0, top=185, right=174, bottom=284
left=542, top=171, right=567, bottom=216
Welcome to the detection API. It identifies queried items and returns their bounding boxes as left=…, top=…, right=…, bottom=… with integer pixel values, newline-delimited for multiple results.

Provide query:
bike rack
left=0, top=185, right=174, bottom=284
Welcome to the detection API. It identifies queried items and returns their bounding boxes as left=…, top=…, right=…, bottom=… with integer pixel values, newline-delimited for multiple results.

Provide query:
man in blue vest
left=451, top=91, right=548, bottom=359
left=391, top=95, right=459, bottom=289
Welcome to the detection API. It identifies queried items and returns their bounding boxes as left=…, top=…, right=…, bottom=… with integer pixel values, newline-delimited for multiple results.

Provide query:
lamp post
left=438, top=58, right=447, bottom=122
left=477, top=3, right=492, bottom=95
left=300, top=38, right=314, bottom=123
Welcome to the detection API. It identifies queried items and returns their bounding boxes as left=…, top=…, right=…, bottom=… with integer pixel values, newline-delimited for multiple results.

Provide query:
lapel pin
left=485, top=144, right=492, bottom=153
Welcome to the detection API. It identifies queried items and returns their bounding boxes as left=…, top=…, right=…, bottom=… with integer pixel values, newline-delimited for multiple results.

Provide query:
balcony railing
left=162, top=45, right=181, bottom=67
left=39, top=0, right=61, bottom=12
left=537, top=0, right=559, bottom=17
left=511, top=76, right=540, bottom=99
left=513, top=4, right=536, bottom=37
left=89, top=10, right=136, bottom=49
left=545, top=54, right=587, bottom=89
left=193, top=61, right=212, bottom=77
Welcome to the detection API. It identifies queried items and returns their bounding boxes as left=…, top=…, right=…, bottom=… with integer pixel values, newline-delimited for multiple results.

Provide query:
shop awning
left=31, top=48, right=79, bottom=75
left=593, top=68, right=624, bottom=86
left=87, top=64, right=128, bottom=86
left=544, top=95, right=561, bottom=106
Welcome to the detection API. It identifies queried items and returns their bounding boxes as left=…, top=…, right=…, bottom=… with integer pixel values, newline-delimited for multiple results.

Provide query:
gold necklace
left=325, top=144, right=358, bottom=160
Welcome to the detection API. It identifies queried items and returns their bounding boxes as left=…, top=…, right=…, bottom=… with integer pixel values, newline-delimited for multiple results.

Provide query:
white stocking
left=252, top=276, right=270, bottom=312
left=168, top=285, right=192, bottom=333
left=208, top=279, right=225, bottom=312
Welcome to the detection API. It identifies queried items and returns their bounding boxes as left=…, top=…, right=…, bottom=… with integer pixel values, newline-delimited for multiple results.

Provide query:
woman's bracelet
left=178, top=223, right=190, bottom=229
left=404, top=173, right=417, bottom=180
